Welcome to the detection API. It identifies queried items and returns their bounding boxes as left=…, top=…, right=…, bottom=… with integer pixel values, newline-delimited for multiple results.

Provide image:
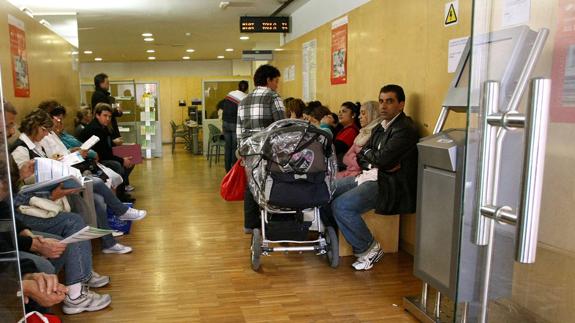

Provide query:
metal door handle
left=472, top=78, right=550, bottom=264
left=515, top=78, right=550, bottom=263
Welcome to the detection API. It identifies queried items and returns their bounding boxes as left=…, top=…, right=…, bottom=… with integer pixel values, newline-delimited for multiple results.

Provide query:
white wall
left=283, top=0, right=372, bottom=44
left=79, top=60, right=233, bottom=79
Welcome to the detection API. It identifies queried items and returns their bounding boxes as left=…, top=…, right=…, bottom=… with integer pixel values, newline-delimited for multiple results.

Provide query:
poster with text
left=331, top=16, right=348, bottom=85
left=8, top=15, right=30, bottom=97
left=550, top=0, right=575, bottom=123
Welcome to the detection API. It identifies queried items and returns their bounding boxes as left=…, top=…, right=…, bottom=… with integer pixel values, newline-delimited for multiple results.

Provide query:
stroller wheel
left=325, top=226, right=339, bottom=268
left=251, top=228, right=262, bottom=271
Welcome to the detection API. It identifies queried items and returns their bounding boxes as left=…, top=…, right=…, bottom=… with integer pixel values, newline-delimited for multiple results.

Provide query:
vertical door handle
left=473, top=81, right=500, bottom=246
left=515, top=78, right=551, bottom=263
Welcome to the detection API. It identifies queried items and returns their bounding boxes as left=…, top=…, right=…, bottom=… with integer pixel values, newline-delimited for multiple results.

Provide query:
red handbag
left=220, top=160, right=246, bottom=201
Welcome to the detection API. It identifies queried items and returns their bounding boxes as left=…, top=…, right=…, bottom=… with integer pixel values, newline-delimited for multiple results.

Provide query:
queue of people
left=0, top=72, right=149, bottom=317
left=235, top=64, right=419, bottom=272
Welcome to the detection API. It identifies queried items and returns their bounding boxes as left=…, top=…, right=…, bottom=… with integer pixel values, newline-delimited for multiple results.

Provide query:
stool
left=338, top=211, right=400, bottom=256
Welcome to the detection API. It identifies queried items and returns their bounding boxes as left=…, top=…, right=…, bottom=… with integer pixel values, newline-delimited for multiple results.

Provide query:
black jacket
left=78, top=118, right=123, bottom=164
left=357, top=112, right=419, bottom=214
left=91, top=87, right=122, bottom=139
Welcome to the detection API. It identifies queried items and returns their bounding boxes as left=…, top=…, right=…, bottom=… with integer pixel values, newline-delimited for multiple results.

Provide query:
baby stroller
left=239, top=119, right=339, bottom=271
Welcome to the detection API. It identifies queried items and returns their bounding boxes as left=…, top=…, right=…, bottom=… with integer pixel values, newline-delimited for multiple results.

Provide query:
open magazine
left=61, top=226, right=113, bottom=244
left=20, top=158, right=85, bottom=194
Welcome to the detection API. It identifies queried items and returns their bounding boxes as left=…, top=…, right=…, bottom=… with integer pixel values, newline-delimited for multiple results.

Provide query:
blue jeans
left=223, top=122, right=237, bottom=173
left=91, top=177, right=130, bottom=249
left=15, top=212, right=93, bottom=285
left=331, top=176, right=379, bottom=254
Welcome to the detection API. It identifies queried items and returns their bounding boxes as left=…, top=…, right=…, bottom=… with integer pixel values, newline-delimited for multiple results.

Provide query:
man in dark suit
left=79, top=103, right=135, bottom=202
left=331, top=84, right=419, bottom=271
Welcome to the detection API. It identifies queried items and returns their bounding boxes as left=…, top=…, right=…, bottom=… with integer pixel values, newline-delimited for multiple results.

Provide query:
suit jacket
left=357, top=112, right=419, bottom=214
left=78, top=118, right=123, bottom=164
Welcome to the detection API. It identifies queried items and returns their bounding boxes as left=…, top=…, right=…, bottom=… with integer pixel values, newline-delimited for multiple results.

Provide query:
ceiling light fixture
left=217, top=55, right=225, bottom=59
left=274, top=48, right=284, bottom=51
left=148, top=56, right=156, bottom=60
left=94, top=57, right=102, bottom=61
left=141, top=33, right=153, bottom=37
left=225, top=48, right=234, bottom=52
left=239, top=36, right=250, bottom=40
left=146, top=49, right=155, bottom=53
left=144, top=37, right=154, bottom=42
left=182, top=56, right=190, bottom=60
left=83, top=50, right=93, bottom=54
left=186, top=49, right=195, bottom=53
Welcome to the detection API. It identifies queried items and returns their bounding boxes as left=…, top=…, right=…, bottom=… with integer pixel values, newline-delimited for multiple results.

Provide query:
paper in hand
left=60, top=226, right=114, bottom=244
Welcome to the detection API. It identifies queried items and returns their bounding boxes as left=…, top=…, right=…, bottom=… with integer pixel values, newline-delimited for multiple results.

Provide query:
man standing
left=221, top=80, right=248, bottom=172
left=79, top=103, right=134, bottom=202
left=331, top=84, right=419, bottom=271
left=91, top=73, right=123, bottom=145
left=237, top=65, right=285, bottom=233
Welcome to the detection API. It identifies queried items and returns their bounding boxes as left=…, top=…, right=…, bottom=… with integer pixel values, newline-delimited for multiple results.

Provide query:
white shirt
left=355, top=113, right=402, bottom=186
left=11, top=133, right=48, bottom=168
left=40, top=131, right=70, bottom=160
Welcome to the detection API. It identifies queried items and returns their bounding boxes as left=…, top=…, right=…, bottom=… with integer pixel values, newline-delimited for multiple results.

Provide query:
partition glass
left=454, top=0, right=574, bottom=322
left=0, top=85, right=26, bottom=319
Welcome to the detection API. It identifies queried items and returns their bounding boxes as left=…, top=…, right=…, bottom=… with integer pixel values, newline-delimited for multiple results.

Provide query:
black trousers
left=244, top=186, right=260, bottom=229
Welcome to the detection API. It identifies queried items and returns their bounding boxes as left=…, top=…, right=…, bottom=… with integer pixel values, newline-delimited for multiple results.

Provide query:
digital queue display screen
left=240, top=16, right=290, bottom=33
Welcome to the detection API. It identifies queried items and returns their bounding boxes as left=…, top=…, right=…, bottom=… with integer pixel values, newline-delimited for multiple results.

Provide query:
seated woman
left=337, top=101, right=381, bottom=178
left=285, top=98, right=305, bottom=120
left=74, top=106, right=92, bottom=138
left=334, top=102, right=361, bottom=169
left=10, top=109, right=145, bottom=255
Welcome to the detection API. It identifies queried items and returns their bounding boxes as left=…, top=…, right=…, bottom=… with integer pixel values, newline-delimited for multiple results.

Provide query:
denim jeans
left=19, top=251, right=56, bottom=274
left=222, top=122, right=237, bottom=173
left=331, top=176, right=379, bottom=254
left=91, top=177, right=129, bottom=215
left=14, top=212, right=93, bottom=285
left=93, top=194, right=116, bottom=249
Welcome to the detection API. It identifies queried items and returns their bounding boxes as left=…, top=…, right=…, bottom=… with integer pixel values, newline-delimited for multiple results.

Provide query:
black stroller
left=240, top=119, right=339, bottom=271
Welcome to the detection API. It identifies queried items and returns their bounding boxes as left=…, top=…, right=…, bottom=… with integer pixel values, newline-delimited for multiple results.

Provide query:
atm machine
left=404, top=25, right=550, bottom=322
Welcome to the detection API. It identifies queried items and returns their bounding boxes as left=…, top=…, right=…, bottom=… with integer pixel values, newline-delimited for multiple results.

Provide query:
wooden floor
left=60, top=144, right=421, bottom=322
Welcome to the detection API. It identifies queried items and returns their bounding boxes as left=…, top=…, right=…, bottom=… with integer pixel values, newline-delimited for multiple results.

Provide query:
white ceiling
left=8, top=0, right=307, bottom=62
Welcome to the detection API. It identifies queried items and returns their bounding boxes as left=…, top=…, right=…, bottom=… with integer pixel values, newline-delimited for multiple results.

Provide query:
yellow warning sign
left=444, top=1, right=459, bottom=26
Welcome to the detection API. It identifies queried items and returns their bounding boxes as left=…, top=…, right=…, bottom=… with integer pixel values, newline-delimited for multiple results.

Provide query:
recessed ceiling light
left=148, top=56, right=156, bottom=60
left=142, top=33, right=153, bottom=37
left=146, top=49, right=155, bottom=53
left=225, top=48, right=234, bottom=52
left=185, top=32, right=191, bottom=36
left=144, top=37, right=154, bottom=42
left=83, top=50, right=93, bottom=54
left=239, top=36, right=250, bottom=40
left=182, top=56, right=190, bottom=60
left=186, top=49, right=195, bottom=53
left=274, top=48, right=284, bottom=51
left=217, top=55, right=224, bottom=59
left=94, top=57, right=102, bottom=61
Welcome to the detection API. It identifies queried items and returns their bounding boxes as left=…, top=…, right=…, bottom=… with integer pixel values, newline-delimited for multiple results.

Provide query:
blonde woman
left=337, top=101, right=382, bottom=178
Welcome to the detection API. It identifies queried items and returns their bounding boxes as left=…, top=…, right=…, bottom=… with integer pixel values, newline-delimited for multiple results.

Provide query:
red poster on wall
left=331, top=16, right=348, bottom=85
left=550, top=0, right=575, bottom=123
left=8, top=15, right=30, bottom=97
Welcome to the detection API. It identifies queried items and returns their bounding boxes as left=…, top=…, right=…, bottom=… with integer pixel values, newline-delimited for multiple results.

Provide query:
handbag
left=220, top=160, right=246, bottom=201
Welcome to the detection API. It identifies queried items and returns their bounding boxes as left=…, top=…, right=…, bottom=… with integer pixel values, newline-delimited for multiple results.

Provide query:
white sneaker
left=112, top=230, right=124, bottom=237
left=87, top=271, right=110, bottom=288
left=102, top=243, right=132, bottom=254
left=125, top=185, right=135, bottom=192
left=352, top=241, right=384, bottom=271
left=62, top=285, right=111, bottom=315
left=119, top=208, right=147, bottom=221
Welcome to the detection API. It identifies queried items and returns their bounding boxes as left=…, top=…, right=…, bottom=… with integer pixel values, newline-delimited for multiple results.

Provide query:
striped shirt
left=236, top=86, right=285, bottom=141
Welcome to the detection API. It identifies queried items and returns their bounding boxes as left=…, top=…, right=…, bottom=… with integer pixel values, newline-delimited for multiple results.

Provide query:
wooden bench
left=338, top=211, right=400, bottom=256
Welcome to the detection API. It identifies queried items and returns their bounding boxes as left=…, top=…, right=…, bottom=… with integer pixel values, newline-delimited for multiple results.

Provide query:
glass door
left=455, top=0, right=574, bottom=322
left=0, top=79, right=26, bottom=320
